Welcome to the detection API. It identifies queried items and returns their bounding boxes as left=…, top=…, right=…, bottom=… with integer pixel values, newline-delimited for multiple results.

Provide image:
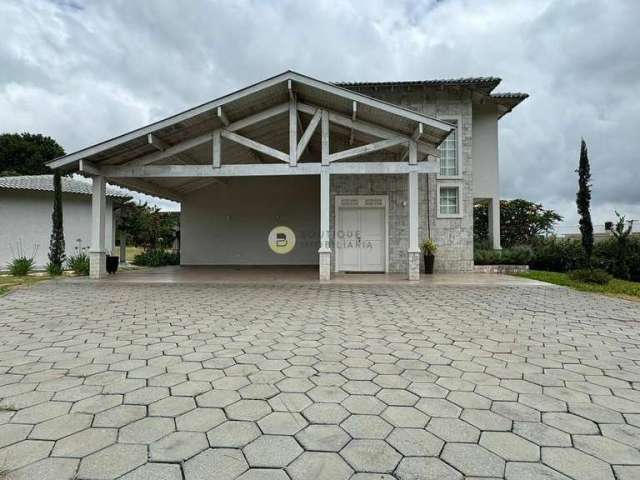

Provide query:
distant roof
left=337, top=77, right=528, bottom=118
left=0, top=175, right=130, bottom=198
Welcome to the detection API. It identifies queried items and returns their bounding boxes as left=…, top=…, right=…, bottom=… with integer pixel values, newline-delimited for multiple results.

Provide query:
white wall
left=0, top=190, right=115, bottom=269
left=472, top=104, right=500, bottom=199
left=181, top=176, right=319, bottom=265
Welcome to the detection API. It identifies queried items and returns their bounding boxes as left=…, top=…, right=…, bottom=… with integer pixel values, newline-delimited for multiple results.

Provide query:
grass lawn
left=519, top=270, right=640, bottom=300
left=0, top=274, right=52, bottom=297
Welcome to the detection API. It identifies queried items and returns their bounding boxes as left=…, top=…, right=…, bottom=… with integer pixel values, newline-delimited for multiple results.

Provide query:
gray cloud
left=1, top=0, right=638, bottom=228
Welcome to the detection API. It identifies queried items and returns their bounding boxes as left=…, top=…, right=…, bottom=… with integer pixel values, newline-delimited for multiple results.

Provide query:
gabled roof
left=338, top=77, right=528, bottom=118
left=48, top=70, right=454, bottom=171
left=0, top=175, right=130, bottom=198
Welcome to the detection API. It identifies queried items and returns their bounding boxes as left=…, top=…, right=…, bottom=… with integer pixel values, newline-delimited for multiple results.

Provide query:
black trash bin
left=106, top=255, right=119, bottom=274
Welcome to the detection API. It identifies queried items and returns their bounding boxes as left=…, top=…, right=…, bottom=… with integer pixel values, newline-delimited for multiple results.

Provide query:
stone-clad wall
left=331, top=89, right=475, bottom=273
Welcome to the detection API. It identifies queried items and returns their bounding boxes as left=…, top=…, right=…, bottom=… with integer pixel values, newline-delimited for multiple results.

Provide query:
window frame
left=437, top=183, right=463, bottom=219
left=436, top=115, right=463, bottom=180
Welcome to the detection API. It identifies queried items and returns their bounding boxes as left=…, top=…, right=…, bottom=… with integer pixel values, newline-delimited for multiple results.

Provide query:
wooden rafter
left=328, top=137, right=408, bottom=163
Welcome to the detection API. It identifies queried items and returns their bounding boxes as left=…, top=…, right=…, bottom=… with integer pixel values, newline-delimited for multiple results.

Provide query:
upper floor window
left=438, top=119, right=458, bottom=177
left=438, top=185, right=462, bottom=217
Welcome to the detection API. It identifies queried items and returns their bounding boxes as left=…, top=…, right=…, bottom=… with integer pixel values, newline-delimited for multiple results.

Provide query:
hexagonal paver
left=121, top=462, right=182, bottom=480
left=542, top=447, right=615, bottom=480
left=2, top=457, right=79, bottom=480
left=342, top=395, right=386, bottom=414
left=196, top=389, right=240, bottom=408
left=296, top=424, right=349, bottom=451
left=120, top=417, right=175, bottom=444
left=415, top=398, right=461, bottom=418
left=94, top=405, right=146, bottom=428
left=226, top=399, right=271, bottom=421
left=29, top=413, right=92, bottom=440
left=542, top=412, right=599, bottom=434
left=287, top=452, right=353, bottom=480
left=78, top=443, right=146, bottom=479
left=269, top=393, right=312, bottom=412
left=441, top=443, right=505, bottom=477
left=0, top=424, right=31, bottom=448
left=237, top=469, right=290, bottom=480
left=308, top=386, right=348, bottom=403
left=51, top=427, right=117, bottom=458
left=480, top=431, right=540, bottom=461
left=0, top=440, right=54, bottom=471
left=149, top=396, right=196, bottom=417
left=513, top=421, right=572, bottom=447
left=376, top=389, right=418, bottom=406
left=207, top=420, right=260, bottom=447
left=381, top=406, right=428, bottom=428
left=387, top=427, right=444, bottom=456
left=150, top=431, right=209, bottom=462
left=243, top=435, right=303, bottom=467
left=426, top=417, right=480, bottom=442
left=303, top=403, right=349, bottom=424
left=341, top=439, right=401, bottom=473
left=573, top=435, right=640, bottom=464
left=505, top=462, right=572, bottom=480
left=176, top=407, right=226, bottom=432
left=124, top=386, right=169, bottom=405
left=184, top=448, right=248, bottom=480
left=460, top=408, right=512, bottom=431
left=396, top=457, right=462, bottom=480
left=10, top=401, right=70, bottom=424
left=341, top=414, right=393, bottom=439
left=258, top=411, right=308, bottom=435
left=71, top=394, right=122, bottom=414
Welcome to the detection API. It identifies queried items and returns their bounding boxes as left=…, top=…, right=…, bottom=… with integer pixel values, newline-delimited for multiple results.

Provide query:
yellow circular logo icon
left=268, top=226, right=296, bottom=254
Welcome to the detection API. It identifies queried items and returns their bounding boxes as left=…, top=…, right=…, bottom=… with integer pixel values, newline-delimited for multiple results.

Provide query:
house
left=0, top=175, right=128, bottom=269
left=47, top=71, right=527, bottom=280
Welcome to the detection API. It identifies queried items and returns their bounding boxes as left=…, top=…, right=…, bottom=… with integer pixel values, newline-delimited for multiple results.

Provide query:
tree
left=47, top=171, right=65, bottom=275
left=474, top=199, right=562, bottom=248
left=0, top=133, right=65, bottom=176
left=610, top=211, right=634, bottom=279
left=576, top=139, right=594, bottom=266
left=117, top=202, right=178, bottom=250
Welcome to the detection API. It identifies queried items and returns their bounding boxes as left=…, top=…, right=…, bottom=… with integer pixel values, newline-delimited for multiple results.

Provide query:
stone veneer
left=336, top=88, right=476, bottom=273
left=89, top=251, right=107, bottom=279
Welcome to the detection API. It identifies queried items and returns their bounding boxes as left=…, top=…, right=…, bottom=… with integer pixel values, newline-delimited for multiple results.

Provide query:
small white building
left=0, top=175, right=127, bottom=269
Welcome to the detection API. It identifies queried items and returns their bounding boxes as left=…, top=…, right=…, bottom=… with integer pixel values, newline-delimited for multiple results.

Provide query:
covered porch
left=48, top=71, right=455, bottom=281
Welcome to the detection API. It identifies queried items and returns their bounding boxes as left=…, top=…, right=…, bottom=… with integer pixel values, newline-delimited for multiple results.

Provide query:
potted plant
left=421, top=238, right=437, bottom=274
left=106, top=253, right=119, bottom=274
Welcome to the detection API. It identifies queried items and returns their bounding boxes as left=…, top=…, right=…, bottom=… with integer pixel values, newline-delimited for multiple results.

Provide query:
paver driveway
left=1, top=281, right=639, bottom=480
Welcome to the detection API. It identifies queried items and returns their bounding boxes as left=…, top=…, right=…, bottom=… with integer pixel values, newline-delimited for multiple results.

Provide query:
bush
left=474, top=245, right=532, bottom=265
left=568, top=268, right=612, bottom=285
left=133, top=249, right=180, bottom=267
left=67, top=252, right=90, bottom=276
left=594, top=236, right=640, bottom=281
left=529, top=237, right=586, bottom=272
left=46, top=262, right=63, bottom=276
left=8, top=257, right=35, bottom=276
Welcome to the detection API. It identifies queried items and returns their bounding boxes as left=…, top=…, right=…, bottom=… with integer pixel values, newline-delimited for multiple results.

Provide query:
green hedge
left=474, top=246, right=533, bottom=265
left=528, top=238, right=586, bottom=272
left=133, top=249, right=180, bottom=267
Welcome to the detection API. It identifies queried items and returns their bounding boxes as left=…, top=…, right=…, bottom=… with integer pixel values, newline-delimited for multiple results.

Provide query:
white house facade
left=0, top=175, right=125, bottom=269
left=47, top=71, right=526, bottom=280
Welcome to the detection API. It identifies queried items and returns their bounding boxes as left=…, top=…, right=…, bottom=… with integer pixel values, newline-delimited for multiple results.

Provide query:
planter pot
left=106, top=255, right=119, bottom=274
left=424, top=254, right=435, bottom=274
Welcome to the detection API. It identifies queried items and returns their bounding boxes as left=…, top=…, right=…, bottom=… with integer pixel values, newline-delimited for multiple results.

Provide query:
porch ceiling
left=48, top=71, right=454, bottom=201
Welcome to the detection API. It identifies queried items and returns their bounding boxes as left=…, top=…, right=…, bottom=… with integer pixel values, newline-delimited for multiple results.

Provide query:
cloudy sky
left=1, top=0, right=638, bottom=232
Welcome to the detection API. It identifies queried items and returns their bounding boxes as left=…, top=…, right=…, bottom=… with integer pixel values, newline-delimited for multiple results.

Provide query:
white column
left=408, top=170, right=420, bottom=280
left=489, top=197, right=501, bottom=250
left=90, top=175, right=107, bottom=279
left=319, top=168, right=331, bottom=281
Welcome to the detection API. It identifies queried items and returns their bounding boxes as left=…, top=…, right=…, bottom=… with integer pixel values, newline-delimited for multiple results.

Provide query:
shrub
left=529, top=237, right=586, bottom=272
left=133, top=249, right=180, bottom=267
left=67, top=252, right=90, bottom=276
left=8, top=257, right=35, bottom=276
left=568, top=268, right=611, bottom=285
left=474, top=245, right=532, bottom=265
left=46, top=262, right=63, bottom=276
left=421, top=238, right=437, bottom=255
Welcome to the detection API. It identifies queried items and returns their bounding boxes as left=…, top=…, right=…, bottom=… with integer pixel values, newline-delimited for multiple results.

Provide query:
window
left=439, top=186, right=461, bottom=217
left=438, top=119, right=458, bottom=177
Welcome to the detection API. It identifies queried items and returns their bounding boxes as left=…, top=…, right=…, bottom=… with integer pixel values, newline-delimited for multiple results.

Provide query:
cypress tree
left=576, top=139, right=594, bottom=267
left=48, top=171, right=65, bottom=274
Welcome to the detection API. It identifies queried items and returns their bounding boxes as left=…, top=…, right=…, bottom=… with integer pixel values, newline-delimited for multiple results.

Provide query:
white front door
left=336, top=201, right=386, bottom=272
